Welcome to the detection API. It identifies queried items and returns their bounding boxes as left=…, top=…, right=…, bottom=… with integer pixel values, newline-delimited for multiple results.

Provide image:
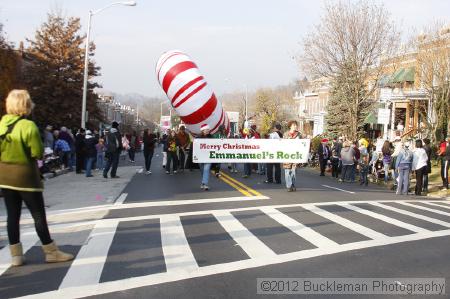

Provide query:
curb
left=42, top=168, right=71, bottom=180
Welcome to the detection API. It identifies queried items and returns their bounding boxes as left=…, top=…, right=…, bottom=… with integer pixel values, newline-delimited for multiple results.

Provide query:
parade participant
left=161, top=129, right=169, bottom=169
left=265, top=123, right=282, bottom=184
left=242, top=126, right=254, bottom=178
left=198, top=124, right=212, bottom=190
left=177, top=125, right=191, bottom=172
left=0, top=90, right=73, bottom=266
left=283, top=120, right=301, bottom=192
left=103, top=121, right=123, bottom=179
left=318, top=138, right=330, bottom=176
left=212, top=124, right=227, bottom=177
left=395, top=142, right=413, bottom=195
left=143, top=129, right=157, bottom=174
left=165, top=129, right=179, bottom=175
left=412, top=139, right=428, bottom=196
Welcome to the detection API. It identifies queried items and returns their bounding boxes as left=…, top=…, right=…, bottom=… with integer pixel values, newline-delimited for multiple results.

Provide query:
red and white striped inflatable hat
left=156, top=50, right=229, bottom=135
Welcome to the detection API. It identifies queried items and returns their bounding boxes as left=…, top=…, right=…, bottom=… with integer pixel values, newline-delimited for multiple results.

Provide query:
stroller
left=39, top=147, right=62, bottom=176
left=370, top=153, right=385, bottom=183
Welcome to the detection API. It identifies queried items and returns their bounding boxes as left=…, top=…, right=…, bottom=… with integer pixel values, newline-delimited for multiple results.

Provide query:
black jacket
left=106, top=129, right=122, bottom=154
left=75, top=134, right=85, bottom=154
left=318, top=144, right=330, bottom=160
left=84, top=137, right=98, bottom=158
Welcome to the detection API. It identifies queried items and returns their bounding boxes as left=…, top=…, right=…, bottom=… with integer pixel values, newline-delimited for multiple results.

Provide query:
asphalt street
left=1, top=147, right=450, bottom=299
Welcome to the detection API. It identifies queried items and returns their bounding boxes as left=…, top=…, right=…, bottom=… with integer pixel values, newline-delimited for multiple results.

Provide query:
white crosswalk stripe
left=259, top=206, right=339, bottom=248
left=370, top=202, right=450, bottom=228
left=301, top=203, right=388, bottom=240
left=160, top=214, right=199, bottom=274
left=4, top=200, right=450, bottom=299
left=338, top=203, right=431, bottom=234
left=213, top=210, right=277, bottom=260
left=59, top=219, right=119, bottom=289
left=397, top=202, right=450, bottom=217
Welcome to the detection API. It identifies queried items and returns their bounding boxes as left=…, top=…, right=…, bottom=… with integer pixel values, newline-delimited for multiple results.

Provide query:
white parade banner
left=193, top=138, right=311, bottom=163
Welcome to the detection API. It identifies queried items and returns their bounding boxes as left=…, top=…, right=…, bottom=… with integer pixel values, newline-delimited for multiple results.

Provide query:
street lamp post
left=81, top=1, right=137, bottom=129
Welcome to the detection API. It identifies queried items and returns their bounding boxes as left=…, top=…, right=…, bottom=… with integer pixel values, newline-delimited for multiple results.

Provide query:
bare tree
left=414, top=23, right=450, bottom=141
left=299, top=0, right=399, bottom=139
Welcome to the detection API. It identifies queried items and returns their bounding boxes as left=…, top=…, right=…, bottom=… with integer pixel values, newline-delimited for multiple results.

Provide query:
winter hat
left=321, top=138, right=329, bottom=143
left=112, top=121, right=119, bottom=129
left=85, top=130, right=92, bottom=136
left=200, top=124, right=210, bottom=131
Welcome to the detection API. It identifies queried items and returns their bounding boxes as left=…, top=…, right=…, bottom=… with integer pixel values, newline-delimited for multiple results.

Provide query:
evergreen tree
left=326, top=69, right=374, bottom=139
left=24, top=13, right=102, bottom=128
left=0, top=23, right=20, bottom=115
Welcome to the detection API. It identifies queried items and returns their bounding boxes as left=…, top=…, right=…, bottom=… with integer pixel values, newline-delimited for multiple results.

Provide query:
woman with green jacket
left=0, top=90, right=73, bottom=266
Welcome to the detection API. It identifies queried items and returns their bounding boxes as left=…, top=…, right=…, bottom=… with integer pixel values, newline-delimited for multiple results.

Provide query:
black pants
left=167, top=151, right=178, bottom=172
left=76, top=152, right=85, bottom=173
left=441, top=158, right=449, bottom=188
left=415, top=166, right=426, bottom=195
left=2, top=189, right=52, bottom=245
left=179, top=149, right=186, bottom=170
left=103, top=151, right=120, bottom=177
left=128, top=148, right=135, bottom=162
left=331, top=160, right=339, bottom=178
left=319, top=157, right=328, bottom=175
left=266, top=163, right=281, bottom=183
left=144, top=149, right=154, bottom=171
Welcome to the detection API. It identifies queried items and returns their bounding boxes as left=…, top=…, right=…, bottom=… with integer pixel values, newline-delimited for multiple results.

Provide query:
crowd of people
left=1, top=89, right=450, bottom=269
left=315, top=135, right=450, bottom=196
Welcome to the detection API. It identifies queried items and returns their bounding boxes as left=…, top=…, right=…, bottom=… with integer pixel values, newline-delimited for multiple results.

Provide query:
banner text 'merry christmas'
left=199, top=143, right=261, bottom=151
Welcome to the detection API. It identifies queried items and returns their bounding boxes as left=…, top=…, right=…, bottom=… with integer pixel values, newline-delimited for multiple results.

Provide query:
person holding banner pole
left=265, top=124, right=282, bottom=184
left=283, top=120, right=301, bottom=192
left=198, top=124, right=212, bottom=191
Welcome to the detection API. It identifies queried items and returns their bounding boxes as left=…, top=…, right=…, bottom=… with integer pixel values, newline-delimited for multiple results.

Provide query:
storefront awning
left=389, top=67, right=415, bottom=83
left=364, top=112, right=377, bottom=124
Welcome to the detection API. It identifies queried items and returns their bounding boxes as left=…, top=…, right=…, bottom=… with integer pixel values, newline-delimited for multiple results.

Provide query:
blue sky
left=1, top=0, right=449, bottom=98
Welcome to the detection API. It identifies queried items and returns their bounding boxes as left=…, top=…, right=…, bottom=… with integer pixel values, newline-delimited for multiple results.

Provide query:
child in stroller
left=370, top=152, right=385, bottom=183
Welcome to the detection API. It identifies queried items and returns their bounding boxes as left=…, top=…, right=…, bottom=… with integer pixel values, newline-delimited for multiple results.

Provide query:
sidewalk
left=0, top=165, right=138, bottom=215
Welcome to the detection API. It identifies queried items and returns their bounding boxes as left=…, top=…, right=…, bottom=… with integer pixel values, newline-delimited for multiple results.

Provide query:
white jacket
left=412, top=148, right=428, bottom=171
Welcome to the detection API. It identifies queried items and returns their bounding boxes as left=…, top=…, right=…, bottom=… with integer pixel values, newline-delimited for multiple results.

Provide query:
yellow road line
left=219, top=175, right=253, bottom=197
left=220, top=172, right=263, bottom=197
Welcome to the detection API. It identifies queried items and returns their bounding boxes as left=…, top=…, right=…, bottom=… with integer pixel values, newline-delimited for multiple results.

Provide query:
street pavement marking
left=160, top=214, right=198, bottom=273
left=220, top=172, right=263, bottom=196
left=322, top=184, right=356, bottom=194
left=213, top=210, right=277, bottom=260
left=108, top=195, right=268, bottom=210
left=301, top=204, right=387, bottom=240
left=397, top=202, right=450, bottom=217
left=13, top=200, right=450, bottom=299
left=218, top=175, right=253, bottom=197
left=113, top=193, right=128, bottom=205
left=339, top=203, right=430, bottom=234
left=260, top=206, right=339, bottom=248
left=59, top=219, right=119, bottom=289
left=421, top=202, right=450, bottom=211
left=0, top=233, right=39, bottom=276
left=369, top=202, right=450, bottom=228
